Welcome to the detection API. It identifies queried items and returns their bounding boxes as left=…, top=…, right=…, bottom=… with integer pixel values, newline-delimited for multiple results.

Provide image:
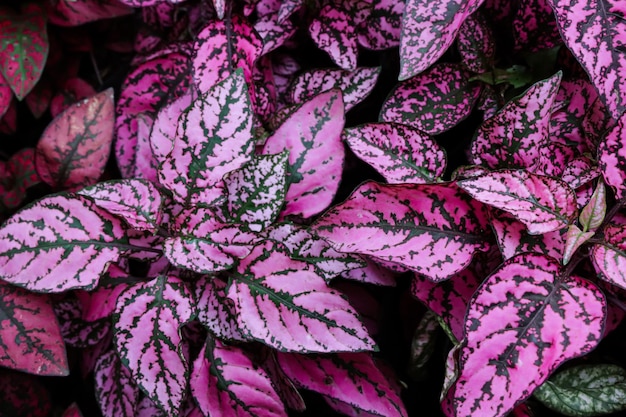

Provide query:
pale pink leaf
left=309, top=5, right=358, bottom=71
left=212, top=0, right=226, bottom=19
left=150, top=92, right=193, bottom=166
left=278, top=0, right=303, bottom=22
left=357, top=0, right=404, bottom=50
left=194, top=276, right=247, bottom=341
left=341, top=258, right=397, bottom=287
left=599, top=113, right=626, bottom=200
left=563, top=224, right=595, bottom=265
left=591, top=224, right=626, bottom=290
left=132, top=113, right=158, bottom=181
left=94, top=349, right=140, bottom=417
left=579, top=182, right=606, bottom=231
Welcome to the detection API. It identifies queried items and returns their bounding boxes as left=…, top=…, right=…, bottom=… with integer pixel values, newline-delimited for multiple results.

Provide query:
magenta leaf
left=547, top=0, right=626, bottom=118
left=0, top=369, right=51, bottom=417
left=343, top=123, right=446, bottom=184
left=563, top=224, right=594, bottom=265
left=591, top=224, right=626, bottom=290
left=457, top=170, right=578, bottom=235
left=263, top=353, right=306, bottom=412
left=1, top=148, right=40, bottom=210
left=0, top=73, right=12, bottom=118
left=453, top=253, right=606, bottom=417
left=399, top=0, right=484, bottom=79
left=255, top=11, right=296, bottom=55
left=0, top=280, right=68, bottom=375
left=48, top=0, right=134, bottom=26
left=470, top=72, right=562, bottom=170
left=228, top=242, right=376, bottom=352
left=341, top=259, right=397, bottom=287
left=113, top=275, right=195, bottom=416
left=288, top=67, right=381, bottom=112
left=0, top=194, right=128, bottom=292
left=190, top=338, right=287, bottom=417
left=309, top=5, right=358, bottom=71
left=512, top=0, right=560, bottom=52
left=77, top=179, right=164, bottom=233
left=278, top=0, right=303, bottom=22
left=150, top=92, right=193, bottom=166
left=263, top=89, right=345, bottom=218
left=55, top=298, right=111, bottom=347
left=94, top=349, right=140, bottom=417
left=278, top=352, right=407, bottom=417
left=158, top=70, right=254, bottom=207
left=380, top=63, right=480, bottom=135
left=61, top=403, right=83, bottom=417
left=312, top=181, right=490, bottom=282
left=357, top=0, right=404, bottom=50
left=224, top=152, right=288, bottom=232
left=77, top=271, right=129, bottom=321
left=456, top=13, right=495, bottom=73
left=0, top=4, right=48, bottom=100
left=599, top=113, right=626, bottom=200
left=561, top=156, right=601, bottom=190
left=194, top=276, right=247, bottom=341
left=50, top=77, right=97, bottom=118
left=579, top=182, right=606, bottom=231
left=36, top=89, right=114, bottom=190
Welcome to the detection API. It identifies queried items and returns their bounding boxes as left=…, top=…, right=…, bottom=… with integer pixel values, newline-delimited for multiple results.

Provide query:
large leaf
left=94, top=349, right=140, bottom=417
left=591, top=224, right=626, bottom=290
left=0, top=4, right=48, bottom=100
left=113, top=275, right=195, bottom=416
left=278, top=352, right=407, bottom=417
left=599, top=113, right=626, bottom=200
left=380, top=63, right=480, bottom=135
left=227, top=242, right=376, bottom=352
left=0, top=281, right=67, bottom=375
left=190, top=338, right=287, bottom=417
left=0, top=194, right=128, bottom=292
left=262, top=89, right=345, bottom=218
left=453, top=253, right=606, bottom=417
left=194, top=276, right=247, bottom=342
left=312, top=181, right=490, bottom=282
left=399, top=0, right=484, bottom=79
left=158, top=70, right=254, bottom=207
left=457, top=170, right=578, bottom=235
left=48, top=0, right=134, bottom=26
left=547, top=0, right=626, bottom=119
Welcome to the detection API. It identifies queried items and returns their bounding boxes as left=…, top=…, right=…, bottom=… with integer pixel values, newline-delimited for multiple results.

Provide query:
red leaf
left=48, top=0, right=134, bottom=26
left=0, top=369, right=52, bottom=417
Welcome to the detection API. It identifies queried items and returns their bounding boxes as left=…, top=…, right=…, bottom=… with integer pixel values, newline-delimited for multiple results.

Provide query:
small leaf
left=309, top=5, right=358, bottom=71
left=408, top=310, right=440, bottom=381
left=1, top=148, right=40, bottom=210
left=591, top=224, right=626, bottom=290
left=0, top=369, right=51, bottom=417
left=561, top=157, right=601, bottom=190
left=61, top=403, right=83, bottom=417
left=94, top=349, right=139, bottom=417
left=255, top=11, right=296, bottom=55
left=599, top=113, right=626, bottom=200
left=579, top=182, right=606, bottom=231
left=357, top=0, right=404, bottom=50
left=534, top=364, right=626, bottom=417
left=194, top=276, right=247, bottom=341
left=563, top=224, right=595, bottom=265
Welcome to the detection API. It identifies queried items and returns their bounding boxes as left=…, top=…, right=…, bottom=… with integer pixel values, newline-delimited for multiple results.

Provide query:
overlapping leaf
left=591, top=224, right=626, bottom=289
left=563, top=225, right=594, bottom=265
left=380, top=63, right=480, bottom=135
left=453, top=253, right=605, bottom=417
left=579, top=182, right=606, bottom=231
left=255, top=11, right=296, bottom=55
left=48, top=0, right=134, bottom=26
left=513, top=0, right=561, bottom=52
left=357, top=0, right=404, bottom=50
left=599, top=113, right=626, bottom=200
left=150, top=92, right=193, bottom=165
left=0, top=194, right=128, bottom=292
left=50, top=77, right=97, bottom=118
left=94, top=349, right=139, bottom=417
left=312, top=181, right=490, bottom=282
left=194, top=276, right=246, bottom=341
left=55, top=298, right=111, bottom=347
left=456, top=13, right=495, bottom=73
left=343, top=123, right=446, bottom=184
left=113, top=275, right=195, bottom=416
left=309, top=5, right=358, bottom=71
left=561, top=157, right=601, bottom=190
left=458, top=170, right=577, bottom=235
left=341, top=259, right=397, bottom=287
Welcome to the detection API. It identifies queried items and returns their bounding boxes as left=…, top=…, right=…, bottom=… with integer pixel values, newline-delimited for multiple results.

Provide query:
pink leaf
left=50, top=77, right=97, bottom=118
left=278, top=0, right=303, bottom=22
left=0, top=280, right=68, bottom=375
left=0, top=72, right=12, bottom=118
left=288, top=67, right=381, bottom=112
left=343, top=123, right=446, bottom=184
left=357, top=0, right=404, bottom=50
left=262, top=89, right=345, bottom=218
left=194, top=276, right=247, bottom=341
left=399, top=0, right=484, bottom=79
left=150, top=92, right=193, bottom=166
left=0, top=148, right=40, bottom=210
left=47, top=0, right=134, bottom=26
left=55, top=298, right=111, bottom=347
left=470, top=73, right=562, bottom=170
left=309, top=5, right=358, bottom=71
left=158, top=70, right=255, bottom=207
left=599, top=113, right=626, bottom=200
left=380, top=63, right=480, bottom=135
left=113, top=275, right=195, bottom=416
left=0, top=369, right=51, bottom=417
left=512, top=0, right=561, bottom=52
left=457, top=170, right=578, bottom=235
left=561, top=156, right=601, bottom=190
left=227, top=242, right=376, bottom=352
left=579, top=182, right=606, bottom=231
left=456, top=12, right=495, bottom=73
left=190, top=338, right=287, bottom=417
left=94, top=349, right=140, bottom=417
left=341, top=258, right=397, bottom=287
left=0, top=194, right=128, bottom=292
left=563, top=224, right=595, bottom=265
left=453, top=253, right=605, bottom=417
left=591, top=224, right=626, bottom=290
left=61, top=403, right=83, bottom=417
left=312, top=181, right=490, bottom=282
left=36, top=89, right=114, bottom=191
left=278, top=352, right=407, bottom=417
left=77, top=271, right=129, bottom=321
left=255, top=11, right=296, bottom=55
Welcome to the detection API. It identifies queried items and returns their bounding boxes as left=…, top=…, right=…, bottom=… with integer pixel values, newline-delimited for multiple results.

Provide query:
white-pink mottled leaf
left=224, top=152, right=288, bottom=232
left=227, top=242, right=376, bottom=352
left=262, top=89, right=345, bottom=218
left=579, top=182, right=606, bottom=231
left=563, top=224, right=594, bottom=265
left=190, top=338, right=287, bottom=417
left=591, top=224, right=626, bottom=290
left=150, top=92, right=193, bottom=166
left=158, top=70, right=255, bottom=207
left=132, top=113, right=158, bottom=181
left=380, top=63, right=480, bottom=135
left=312, top=181, right=490, bottom=282
left=357, top=0, right=403, bottom=50
left=399, top=0, right=485, bottom=79
left=470, top=72, right=562, bottom=170
left=0, top=194, right=128, bottom=292
left=278, top=0, right=302, bottom=22
left=457, top=170, right=577, bottom=235
left=113, top=275, right=195, bottom=416
left=343, top=123, right=445, bottom=184
left=599, top=113, right=626, bottom=200
left=255, top=11, right=296, bottom=55
left=309, top=5, right=358, bottom=71
left=94, top=349, right=139, bottom=417
left=194, top=276, right=247, bottom=341
left=453, top=253, right=605, bottom=417
left=547, top=0, right=626, bottom=119
left=278, top=352, right=407, bottom=417
left=456, top=12, right=495, bottom=73
left=136, top=396, right=167, bottom=417
left=288, top=67, right=380, bottom=112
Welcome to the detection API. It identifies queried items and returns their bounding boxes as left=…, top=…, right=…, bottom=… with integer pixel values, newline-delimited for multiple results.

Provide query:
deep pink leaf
left=251, top=55, right=277, bottom=120
left=24, top=77, right=52, bottom=119
left=1, top=148, right=40, bottom=210
left=599, top=113, right=626, bottom=200
left=0, top=369, right=51, bottom=417
left=136, top=396, right=168, bottom=417
left=94, top=349, right=139, bottom=417
left=312, top=181, right=490, bottom=282
left=357, top=0, right=404, bottom=50
left=453, top=253, right=605, bottom=417
left=55, top=298, right=111, bottom=347
left=0, top=194, right=128, bottom=292
left=61, top=403, right=83, bottom=417
left=227, top=242, right=376, bottom=352
left=77, top=269, right=129, bottom=321
left=399, top=0, right=484, bottom=79
left=563, top=224, right=595, bottom=265
left=190, top=338, right=287, bottom=417
left=579, top=182, right=606, bottom=231
left=0, top=72, right=11, bottom=118
left=591, top=224, right=626, bottom=290
left=549, top=79, right=596, bottom=155
left=457, top=170, right=578, bottom=235
left=512, top=0, right=560, bottom=52
left=561, top=156, right=601, bottom=190
left=278, top=352, right=407, bottom=417
left=333, top=281, right=381, bottom=336
left=341, top=258, right=397, bottom=287
left=343, top=123, right=446, bottom=184
left=194, top=276, right=247, bottom=341
left=114, top=275, right=195, bottom=416
left=380, top=63, right=480, bottom=135
left=50, top=77, right=97, bottom=118
left=262, top=353, right=306, bottom=412
left=456, top=13, right=495, bottom=73
left=48, top=0, right=134, bottom=26
left=262, top=89, right=345, bottom=218
left=309, top=5, right=358, bottom=70
left=158, top=70, right=255, bottom=207
left=255, top=11, right=296, bottom=55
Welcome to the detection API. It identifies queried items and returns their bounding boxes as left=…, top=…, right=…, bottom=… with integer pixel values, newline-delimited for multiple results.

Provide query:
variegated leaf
left=456, top=13, right=495, bottom=73
left=563, top=224, right=594, bottom=265
left=512, top=0, right=561, bottom=52
left=0, top=147, right=40, bottom=210
left=341, top=258, right=397, bottom=287
left=380, top=63, right=480, bottom=135
left=457, top=170, right=578, bottom=235
left=194, top=276, right=247, bottom=341
left=357, top=0, right=404, bottom=50
left=309, top=4, right=358, bottom=71
left=113, top=275, right=195, bottom=416
left=591, top=224, right=626, bottom=290
left=454, top=253, right=606, bottom=417
left=343, top=123, right=446, bottom=184
left=255, top=11, right=296, bottom=55
left=48, top=0, right=134, bottom=26
left=150, top=92, right=193, bottom=166
left=599, top=113, right=626, bottom=200
left=312, top=181, right=490, bottom=282
left=54, top=298, right=110, bottom=347
left=94, top=349, right=140, bottom=417
left=579, top=182, right=606, bottom=231
left=561, top=157, right=601, bottom=190
left=0, top=369, right=51, bottom=417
